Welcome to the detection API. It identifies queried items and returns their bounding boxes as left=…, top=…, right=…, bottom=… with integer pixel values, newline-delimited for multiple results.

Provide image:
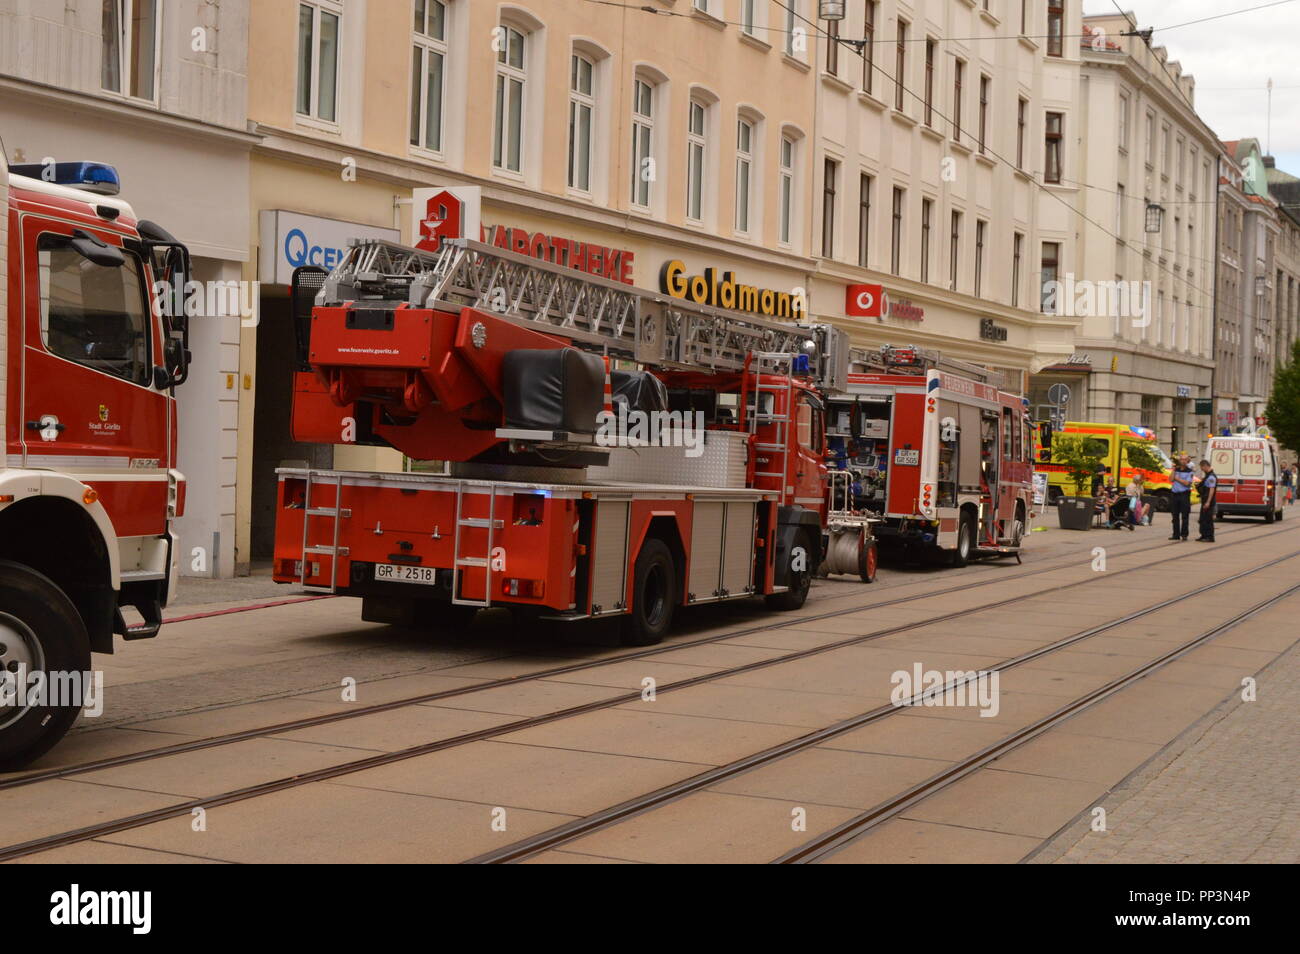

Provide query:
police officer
left=1195, top=458, right=1217, bottom=542
left=1169, top=452, right=1195, bottom=541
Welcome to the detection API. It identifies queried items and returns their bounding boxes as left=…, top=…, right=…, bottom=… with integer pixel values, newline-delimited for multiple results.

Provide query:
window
left=1012, top=232, right=1023, bottom=307
left=974, top=219, right=986, bottom=297
left=895, top=19, right=908, bottom=112
left=1041, top=242, right=1060, bottom=312
left=735, top=119, right=754, bottom=233
left=785, top=2, right=798, bottom=56
left=924, top=40, right=935, bottom=126
left=741, top=0, right=756, bottom=35
left=949, top=210, right=962, bottom=291
left=1044, top=111, right=1063, bottom=184
left=567, top=55, right=595, bottom=191
left=1021, top=0, right=1028, bottom=34
left=1176, top=136, right=1185, bottom=186
left=862, top=2, right=876, bottom=94
left=857, top=174, right=872, bottom=268
left=826, top=18, right=839, bottom=75
left=38, top=234, right=151, bottom=387
left=920, top=198, right=932, bottom=282
left=631, top=78, right=655, bottom=208
left=686, top=99, right=707, bottom=221
left=1161, top=123, right=1171, bottom=178
left=1145, top=110, right=1155, bottom=165
left=1017, top=98, right=1027, bottom=169
left=102, top=0, right=159, bottom=101
left=1116, top=184, right=1125, bottom=237
left=952, top=59, right=964, bottom=141
left=978, top=76, right=989, bottom=153
left=296, top=1, right=341, bottom=122
left=1047, top=0, right=1063, bottom=57
left=1118, top=92, right=1129, bottom=151
left=493, top=25, right=527, bottom=172
left=822, top=157, right=838, bottom=257
left=410, top=1, right=447, bottom=152
left=891, top=186, right=904, bottom=275
left=779, top=135, right=795, bottom=245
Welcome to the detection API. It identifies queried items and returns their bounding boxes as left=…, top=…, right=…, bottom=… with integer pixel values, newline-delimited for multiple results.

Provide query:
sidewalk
left=1032, top=630, right=1300, bottom=864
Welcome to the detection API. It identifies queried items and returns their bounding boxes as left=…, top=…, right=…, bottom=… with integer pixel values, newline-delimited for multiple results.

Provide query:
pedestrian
left=1282, top=463, right=1293, bottom=505
left=1195, top=458, right=1218, bottom=542
left=1168, top=452, right=1195, bottom=541
left=1125, top=472, right=1150, bottom=526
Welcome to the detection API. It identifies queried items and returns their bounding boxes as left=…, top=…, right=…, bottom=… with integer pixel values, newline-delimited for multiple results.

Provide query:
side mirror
left=152, top=365, right=173, bottom=390
left=70, top=229, right=125, bottom=267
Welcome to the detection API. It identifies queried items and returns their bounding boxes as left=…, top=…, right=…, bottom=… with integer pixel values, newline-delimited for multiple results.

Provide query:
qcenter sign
left=258, top=210, right=400, bottom=286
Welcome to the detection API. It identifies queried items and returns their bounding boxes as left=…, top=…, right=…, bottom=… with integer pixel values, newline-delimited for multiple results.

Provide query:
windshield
left=1150, top=445, right=1174, bottom=470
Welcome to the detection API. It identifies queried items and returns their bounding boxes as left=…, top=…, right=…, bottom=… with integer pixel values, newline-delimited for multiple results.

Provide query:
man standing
left=1195, top=458, right=1218, bottom=542
left=1169, top=452, right=1195, bottom=541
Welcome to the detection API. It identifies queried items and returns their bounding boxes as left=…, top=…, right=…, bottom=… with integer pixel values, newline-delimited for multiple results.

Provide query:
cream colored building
left=805, top=0, right=1078, bottom=393
left=1030, top=12, right=1219, bottom=458
left=237, top=0, right=822, bottom=571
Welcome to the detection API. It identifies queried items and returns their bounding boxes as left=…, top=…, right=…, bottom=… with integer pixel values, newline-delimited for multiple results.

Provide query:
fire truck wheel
left=1265, top=508, right=1276, bottom=523
left=951, top=512, right=975, bottom=567
left=622, top=539, right=677, bottom=646
left=766, top=529, right=814, bottom=610
left=858, top=539, right=878, bottom=583
left=0, top=561, right=91, bottom=771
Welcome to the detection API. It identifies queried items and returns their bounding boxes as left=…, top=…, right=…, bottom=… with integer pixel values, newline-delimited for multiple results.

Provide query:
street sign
left=1047, top=383, right=1071, bottom=406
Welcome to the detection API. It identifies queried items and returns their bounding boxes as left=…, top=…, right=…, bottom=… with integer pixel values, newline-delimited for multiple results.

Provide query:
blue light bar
left=9, top=161, right=121, bottom=196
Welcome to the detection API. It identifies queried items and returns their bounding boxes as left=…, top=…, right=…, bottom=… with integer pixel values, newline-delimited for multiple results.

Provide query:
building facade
left=1264, top=155, right=1300, bottom=392
left=1216, top=138, right=1280, bottom=432
left=805, top=0, right=1075, bottom=394
left=1028, top=12, right=1218, bottom=459
left=0, top=0, right=254, bottom=577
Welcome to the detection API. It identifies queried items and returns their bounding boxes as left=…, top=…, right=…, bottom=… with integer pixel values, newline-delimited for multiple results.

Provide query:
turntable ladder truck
left=270, top=236, right=877, bottom=644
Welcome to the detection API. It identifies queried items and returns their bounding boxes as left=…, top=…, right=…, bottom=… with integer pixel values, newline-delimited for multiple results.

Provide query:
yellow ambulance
left=1033, top=422, right=1176, bottom=509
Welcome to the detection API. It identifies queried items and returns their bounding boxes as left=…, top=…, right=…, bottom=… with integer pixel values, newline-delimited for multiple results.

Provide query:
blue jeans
left=1170, top=493, right=1191, bottom=538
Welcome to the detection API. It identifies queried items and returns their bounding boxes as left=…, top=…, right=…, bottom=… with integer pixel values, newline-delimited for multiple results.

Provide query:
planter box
left=1057, top=495, right=1095, bottom=531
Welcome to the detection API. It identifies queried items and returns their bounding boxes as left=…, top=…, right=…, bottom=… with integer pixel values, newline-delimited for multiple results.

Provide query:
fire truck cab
left=823, top=346, right=1034, bottom=566
left=1, top=158, right=189, bottom=768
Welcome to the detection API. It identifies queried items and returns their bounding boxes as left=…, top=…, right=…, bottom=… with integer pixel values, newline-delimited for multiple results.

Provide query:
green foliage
left=1124, top=442, right=1164, bottom=474
left=1050, top=434, right=1105, bottom=496
left=1265, top=339, right=1300, bottom=453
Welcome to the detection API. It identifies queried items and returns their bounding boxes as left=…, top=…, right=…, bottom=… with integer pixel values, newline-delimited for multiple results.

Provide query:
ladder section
left=451, top=481, right=502, bottom=608
left=748, top=353, right=796, bottom=502
left=319, top=237, right=824, bottom=379
left=300, top=471, right=350, bottom=593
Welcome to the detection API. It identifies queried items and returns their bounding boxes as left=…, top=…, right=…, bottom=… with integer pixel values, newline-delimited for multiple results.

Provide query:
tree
left=1047, top=435, right=1104, bottom=497
left=1264, top=338, right=1300, bottom=453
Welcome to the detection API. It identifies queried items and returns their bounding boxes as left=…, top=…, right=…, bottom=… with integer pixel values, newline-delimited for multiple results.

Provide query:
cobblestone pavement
left=1035, top=634, right=1300, bottom=864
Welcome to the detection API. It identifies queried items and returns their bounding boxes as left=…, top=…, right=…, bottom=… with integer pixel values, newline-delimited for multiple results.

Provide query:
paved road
left=4, top=516, right=1296, bottom=863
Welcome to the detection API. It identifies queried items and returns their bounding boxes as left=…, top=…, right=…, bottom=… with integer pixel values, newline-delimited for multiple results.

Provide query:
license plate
left=374, top=563, right=437, bottom=585
left=894, top=449, right=919, bottom=466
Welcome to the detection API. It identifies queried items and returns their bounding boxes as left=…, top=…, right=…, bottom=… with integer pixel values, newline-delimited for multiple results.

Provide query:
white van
left=1205, top=434, right=1285, bottom=522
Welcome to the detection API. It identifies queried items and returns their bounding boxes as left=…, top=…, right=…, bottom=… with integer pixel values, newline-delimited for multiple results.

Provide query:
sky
left=1082, top=0, right=1300, bottom=173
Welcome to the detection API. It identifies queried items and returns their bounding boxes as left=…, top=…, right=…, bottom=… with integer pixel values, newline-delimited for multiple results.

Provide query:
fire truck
left=1, top=157, right=189, bottom=767
left=273, top=237, right=867, bottom=644
left=821, top=346, right=1034, bottom=566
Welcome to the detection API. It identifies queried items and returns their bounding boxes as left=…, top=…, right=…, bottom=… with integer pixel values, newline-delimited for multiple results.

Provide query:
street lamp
left=819, top=2, right=847, bottom=19
left=1144, top=202, right=1164, bottom=234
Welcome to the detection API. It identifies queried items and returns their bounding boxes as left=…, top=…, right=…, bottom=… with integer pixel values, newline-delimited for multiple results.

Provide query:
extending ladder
left=451, top=480, right=503, bottom=607
left=747, top=353, right=797, bottom=503
left=300, top=471, right=350, bottom=593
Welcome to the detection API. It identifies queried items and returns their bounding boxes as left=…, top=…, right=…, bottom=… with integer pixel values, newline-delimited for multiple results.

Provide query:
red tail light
left=502, top=578, right=545, bottom=598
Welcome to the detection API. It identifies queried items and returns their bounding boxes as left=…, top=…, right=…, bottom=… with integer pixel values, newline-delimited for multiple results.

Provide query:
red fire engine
left=822, top=346, right=1034, bottom=565
left=1, top=158, right=190, bottom=767
left=273, top=237, right=867, bottom=644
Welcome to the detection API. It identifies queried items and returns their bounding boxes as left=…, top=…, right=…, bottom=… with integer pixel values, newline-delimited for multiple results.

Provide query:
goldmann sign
left=659, top=261, right=806, bottom=320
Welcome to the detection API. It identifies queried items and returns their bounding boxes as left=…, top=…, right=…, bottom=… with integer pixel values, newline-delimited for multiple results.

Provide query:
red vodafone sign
left=846, top=283, right=888, bottom=317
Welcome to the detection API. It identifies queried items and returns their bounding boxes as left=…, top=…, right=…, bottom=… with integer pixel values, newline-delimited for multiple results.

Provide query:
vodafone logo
left=846, top=283, right=887, bottom=318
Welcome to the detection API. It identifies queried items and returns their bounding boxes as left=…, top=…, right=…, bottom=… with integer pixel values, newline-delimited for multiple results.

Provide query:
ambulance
left=1205, top=432, right=1285, bottom=522
left=1034, top=421, right=1174, bottom=508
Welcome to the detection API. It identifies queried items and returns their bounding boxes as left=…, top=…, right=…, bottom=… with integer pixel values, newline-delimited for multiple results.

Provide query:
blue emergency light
left=8, top=161, right=121, bottom=196
left=793, top=354, right=811, bottom=374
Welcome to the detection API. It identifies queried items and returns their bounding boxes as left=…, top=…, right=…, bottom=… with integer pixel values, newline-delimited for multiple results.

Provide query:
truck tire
left=1151, top=492, right=1171, bottom=514
left=766, top=528, right=814, bottom=610
left=951, top=512, right=975, bottom=567
left=1265, top=507, right=1276, bottom=523
left=0, top=561, right=92, bottom=770
left=622, top=538, right=676, bottom=646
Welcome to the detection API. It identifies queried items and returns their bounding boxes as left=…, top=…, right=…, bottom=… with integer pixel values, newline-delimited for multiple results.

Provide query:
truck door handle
left=25, top=420, right=65, bottom=432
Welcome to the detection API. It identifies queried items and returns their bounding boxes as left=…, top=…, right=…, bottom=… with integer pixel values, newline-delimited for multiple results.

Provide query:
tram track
left=470, top=551, right=1300, bottom=863
left=0, top=525, right=1294, bottom=863
left=0, top=521, right=1276, bottom=793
